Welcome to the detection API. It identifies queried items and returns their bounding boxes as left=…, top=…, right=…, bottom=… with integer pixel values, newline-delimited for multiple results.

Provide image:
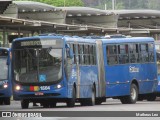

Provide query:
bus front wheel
left=21, top=99, right=29, bottom=109
left=81, top=85, right=96, bottom=106
left=88, top=85, right=96, bottom=106
left=4, top=97, right=10, bottom=105
left=120, top=84, right=138, bottom=104
left=0, top=99, right=3, bottom=105
left=67, top=87, right=76, bottom=107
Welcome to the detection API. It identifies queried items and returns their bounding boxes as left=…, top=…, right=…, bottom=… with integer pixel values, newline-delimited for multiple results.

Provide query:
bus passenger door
left=75, top=44, right=80, bottom=98
left=96, top=40, right=106, bottom=97
left=68, top=43, right=80, bottom=98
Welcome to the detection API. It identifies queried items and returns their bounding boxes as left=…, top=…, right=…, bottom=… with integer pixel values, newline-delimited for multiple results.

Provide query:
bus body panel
left=157, top=75, right=160, bottom=92
left=79, top=66, right=98, bottom=98
left=104, top=64, right=157, bottom=97
left=13, top=83, right=68, bottom=100
left=102, top=38, right=157, bottom=98
left=12, top=36, right=98, bottom=103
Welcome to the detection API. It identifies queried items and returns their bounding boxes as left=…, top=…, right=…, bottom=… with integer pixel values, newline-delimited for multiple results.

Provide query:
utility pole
left=105, top=4, right=107, bottom=10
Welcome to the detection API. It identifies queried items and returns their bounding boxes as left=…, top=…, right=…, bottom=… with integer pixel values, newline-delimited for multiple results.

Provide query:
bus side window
left=148, top=43, right=154, bottom=62
left=106, top=45, right=118, bottom=65
left=72, top=44, right=77, bottom=64
left=129, top=44, right=139, bottom=63
left=78, top=44, right=84, bottom=65
left=93, top=45, right=96, bottom=65
left=118, top=44, right=129, bottom=64
left=84, top=44, right=89, bottom=65
left=140, top=44, right=149, bottom=63
left=89, top=45, right=94, bottom=65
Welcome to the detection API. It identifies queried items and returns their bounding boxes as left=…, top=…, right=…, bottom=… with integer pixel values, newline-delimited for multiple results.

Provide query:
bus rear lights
left=3, top=84, right=8, bottom=88
left=15, top=85, right=21, bottom=91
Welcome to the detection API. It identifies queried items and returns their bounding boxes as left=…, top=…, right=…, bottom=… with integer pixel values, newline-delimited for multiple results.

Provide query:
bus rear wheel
left=147, top=94, right=156, bottom=101
left=21, top=99, right=29, bottom=109
left=67, top=87, right=76, bottom=107
left=120, top=84, right=138, bottom=104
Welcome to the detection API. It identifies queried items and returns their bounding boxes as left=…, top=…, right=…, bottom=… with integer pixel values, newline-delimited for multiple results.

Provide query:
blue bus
left=0, top=47, right=12, bottom=105
left=11, top=34, right=158, bottom=109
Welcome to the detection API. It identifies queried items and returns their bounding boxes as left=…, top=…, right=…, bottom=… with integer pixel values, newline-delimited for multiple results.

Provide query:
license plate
left=40, top=86, right=50, bottom=91
left=35, top=92, right=44, bottom=96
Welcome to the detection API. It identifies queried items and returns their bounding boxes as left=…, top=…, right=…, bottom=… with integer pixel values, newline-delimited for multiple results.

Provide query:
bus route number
left=40, top=86, right=50, bottom=91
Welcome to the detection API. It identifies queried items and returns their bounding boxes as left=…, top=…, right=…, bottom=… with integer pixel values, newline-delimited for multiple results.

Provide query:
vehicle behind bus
left=0, top=47, right=12, bottom=105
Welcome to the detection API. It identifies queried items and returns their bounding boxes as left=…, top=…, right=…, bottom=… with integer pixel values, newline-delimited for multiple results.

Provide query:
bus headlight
left=56, top=84, right=62, bottom=89
left=3, top=84, right=8, bottom=88
left=15, top=85, right=21, bottom=91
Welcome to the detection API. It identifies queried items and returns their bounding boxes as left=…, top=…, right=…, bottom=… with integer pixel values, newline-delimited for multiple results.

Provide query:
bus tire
left=43, top=102, right=50, bottom=108
left=80, top=100, right=88, bottom=106
left=138, top=95, right=144, bottom=101
left=88, top=85, right=96, bottom=106
left=147, top=94, right=156, bottom=101
left=4, top=97, right=10, bottom=105
left=67, top=87, right=76, bottom=107
left=95, top=99, right=103, bottom=105
left=21, top=99, right=29, bottom=109
left=50, top=102, right=57, bottom=108
left=0, top=99, right=3, bottom=105
left=120, top=84, right=138, bottom=104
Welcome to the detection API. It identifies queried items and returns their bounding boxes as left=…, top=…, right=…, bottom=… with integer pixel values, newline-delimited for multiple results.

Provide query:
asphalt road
left=1, top=98, right=160, bottom=111
left=0, top=98, right=160, bottom=119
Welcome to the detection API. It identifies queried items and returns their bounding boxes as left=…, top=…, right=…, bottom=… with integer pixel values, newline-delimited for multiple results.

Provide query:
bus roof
left=13, top=35, right=97, bottom=44
left=13, top=35, right=65, bottom=42
left=13, top=35, right=154, bottom=45
left=101, top=37, right=154, bottom=44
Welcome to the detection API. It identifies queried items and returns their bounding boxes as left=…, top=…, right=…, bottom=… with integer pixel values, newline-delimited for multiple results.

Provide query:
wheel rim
left=131, top=87, right=136, bottom=100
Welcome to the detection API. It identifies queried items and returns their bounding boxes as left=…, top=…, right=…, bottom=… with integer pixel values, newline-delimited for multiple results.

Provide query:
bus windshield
left=13, top=48, right=62, bottom=83
left=0, top=57, right=8, bottom=80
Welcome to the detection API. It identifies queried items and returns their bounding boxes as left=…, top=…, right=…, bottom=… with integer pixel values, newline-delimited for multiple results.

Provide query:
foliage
left=15, top=0, right=84, bottom=7
left=14, top=0, right=160, bottom=10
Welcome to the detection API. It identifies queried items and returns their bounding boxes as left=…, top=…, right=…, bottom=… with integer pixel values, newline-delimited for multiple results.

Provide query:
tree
left=148, top=0, right=160, bottom=10
left=15, top=0, right=84, bottom=7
